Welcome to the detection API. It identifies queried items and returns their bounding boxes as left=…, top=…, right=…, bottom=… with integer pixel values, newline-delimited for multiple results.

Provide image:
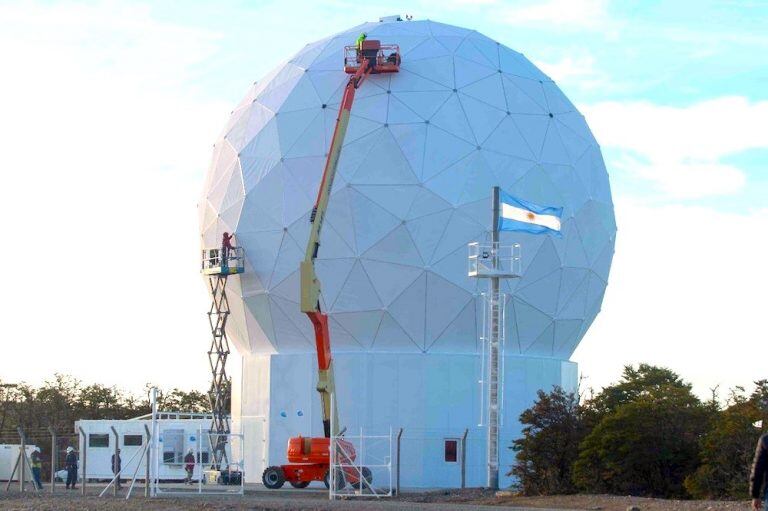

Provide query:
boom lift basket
left=344, top=41, right=401, bottom=74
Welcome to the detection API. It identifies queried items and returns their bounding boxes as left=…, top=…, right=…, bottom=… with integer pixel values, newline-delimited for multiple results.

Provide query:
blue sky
left=0, top=0, right=765, bottom=399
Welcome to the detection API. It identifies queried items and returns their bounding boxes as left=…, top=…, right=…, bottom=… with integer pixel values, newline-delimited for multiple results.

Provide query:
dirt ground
left=408, top=488, right=753, bottom=510
left=0, top=487, right=754, bottom=511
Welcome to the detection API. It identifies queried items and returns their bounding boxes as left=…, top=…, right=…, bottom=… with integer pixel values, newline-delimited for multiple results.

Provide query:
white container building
left=75, top=413, right=213, bottom=481
left=0, top=444, right=37, bottom=481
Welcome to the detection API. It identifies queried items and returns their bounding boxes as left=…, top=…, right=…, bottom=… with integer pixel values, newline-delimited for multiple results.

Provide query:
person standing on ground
left=111, top=448, right=122, bottom=490
left=184, top=449, right=195, bottom=485
left=65, top=446, right=78, bottom=490
left=750, top=431, right=768, bottom=510
left=30, top=447, right=43, bottom=489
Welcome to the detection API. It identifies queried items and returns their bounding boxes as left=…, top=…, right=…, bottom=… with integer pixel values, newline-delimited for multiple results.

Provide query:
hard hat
left=188, top=448, right=193, bottom=454
left=66, top=446, right=74, bottom=453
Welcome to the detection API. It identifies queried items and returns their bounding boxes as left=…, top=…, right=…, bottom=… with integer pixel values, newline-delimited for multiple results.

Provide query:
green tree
left=509, top=386, right=585, bottom=495
left=685, top=381, right=768, bottom=499
left=159, top=388, right=211, bottom=414
left=584, top=364, right=692, bottom=422
left=573, top=365, right=708, bottom=497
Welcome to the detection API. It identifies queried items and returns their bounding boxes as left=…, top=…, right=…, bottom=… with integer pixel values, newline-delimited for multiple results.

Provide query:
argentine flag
left=498, top=191, right=563, bottom=236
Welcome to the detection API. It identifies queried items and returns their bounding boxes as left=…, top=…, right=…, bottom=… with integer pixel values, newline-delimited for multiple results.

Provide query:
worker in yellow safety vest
left=30, top=447, right=43, bottom=489
left=356, top=32, right=367, bottom=51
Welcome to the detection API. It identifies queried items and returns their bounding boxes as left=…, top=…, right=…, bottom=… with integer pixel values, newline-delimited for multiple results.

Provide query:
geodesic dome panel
left=199, top=19, right=616, bottom=358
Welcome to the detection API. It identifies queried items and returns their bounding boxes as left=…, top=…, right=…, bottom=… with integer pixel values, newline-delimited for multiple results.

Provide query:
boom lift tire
left=350, top=466, right=373, bottom=490
left=289, top=480, right=311, bottom=489
left=323, top=468, right=346, bottom=490
left=262, top=466, right=286, bottom=489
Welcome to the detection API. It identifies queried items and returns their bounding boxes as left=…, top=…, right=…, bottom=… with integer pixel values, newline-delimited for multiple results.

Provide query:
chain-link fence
left=394, top=427, right=489, bottom=490
left=0, top=427, right=80, bottom=493
left=330, top=427, right=393, bottom=497
left=150, top=425, right=244, bottom=496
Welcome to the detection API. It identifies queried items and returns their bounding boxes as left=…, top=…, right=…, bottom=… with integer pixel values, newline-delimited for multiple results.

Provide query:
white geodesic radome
left=199, top=18, right=616, bottom=360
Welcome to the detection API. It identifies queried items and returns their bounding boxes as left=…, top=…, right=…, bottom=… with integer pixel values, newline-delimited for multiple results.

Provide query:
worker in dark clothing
left=30, top=447, right=43, bottom=489
left=112, top=449, right=122, bottom=489
left=65, top=446, right=78, bottom=490
left=750, top=433, right=768, bottom=510
left=184, top=449, right=195, bottom=485
left=222, top=232, right=235, bottom=268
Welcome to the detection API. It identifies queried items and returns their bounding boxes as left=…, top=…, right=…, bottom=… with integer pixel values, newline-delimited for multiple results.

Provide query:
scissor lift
left=201, top=246, right=244, bottom=470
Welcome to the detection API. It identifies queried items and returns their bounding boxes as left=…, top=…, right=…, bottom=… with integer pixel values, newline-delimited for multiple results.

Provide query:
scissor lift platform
left=201, top=247, right=245, bottom=276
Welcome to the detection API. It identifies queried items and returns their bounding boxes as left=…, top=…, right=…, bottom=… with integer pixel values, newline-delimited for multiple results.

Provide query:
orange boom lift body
left=261, top=40, right=400, bottom=490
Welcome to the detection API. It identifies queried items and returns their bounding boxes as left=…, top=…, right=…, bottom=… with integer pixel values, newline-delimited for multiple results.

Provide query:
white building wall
left=234, top=351, right=577, bottom=488
left=231, top=351, right=270, bottom=483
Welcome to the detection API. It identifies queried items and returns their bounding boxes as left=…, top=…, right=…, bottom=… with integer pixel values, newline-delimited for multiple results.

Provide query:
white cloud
left=501, top=0, right=610, bottom=29
left=582, top=97, right=768, bottom=199
left=0, top=2, right=231, bottom=391
left=536, top=54, right=596, bottom=82
left=533, top=53, right=615, bottom=93
left=574, top=199, right=768, bottom=398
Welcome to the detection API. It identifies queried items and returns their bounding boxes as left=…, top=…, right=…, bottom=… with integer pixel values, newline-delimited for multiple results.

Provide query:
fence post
left=111, top=426, right=119, bottom=495
left=460, top=428, right=468, bottom=489
left=48, top=426, right=56, bottom=493
left=395, top=428, right=403, bottom=496
left=18, top=427, right=26, bottom=493
left=144, top=424, right=151, bottom=497
left=78, top=426, right=87, bottom=496
left=4, top=449, right=20, bottom=492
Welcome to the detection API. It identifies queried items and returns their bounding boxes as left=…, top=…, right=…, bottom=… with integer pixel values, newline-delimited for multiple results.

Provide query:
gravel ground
left=0, top=487, right=754, bottom=511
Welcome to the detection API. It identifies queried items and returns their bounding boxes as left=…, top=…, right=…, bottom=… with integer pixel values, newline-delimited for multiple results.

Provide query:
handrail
left=343, top=43, right=401, bottom=73
left=201, top=246, right=245, bottom=274
left=129, top=412, right=220, bottom=421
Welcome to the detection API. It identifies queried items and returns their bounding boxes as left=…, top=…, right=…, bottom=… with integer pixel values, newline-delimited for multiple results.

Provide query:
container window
left=88, top=434, right=109, bottom=448
left=444, top=439, right=458, bottom=463
left=162, top=429, right=184, bottom=464
left=124, top=435, right=143, bottom=447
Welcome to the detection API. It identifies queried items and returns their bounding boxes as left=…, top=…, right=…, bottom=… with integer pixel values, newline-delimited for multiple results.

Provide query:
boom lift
left=261, top=39, right=400, bottom=490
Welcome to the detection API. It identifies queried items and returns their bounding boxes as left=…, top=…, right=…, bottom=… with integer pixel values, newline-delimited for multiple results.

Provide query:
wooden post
left=143, top=424, right=151, bottom=498
left=48, top=426, right=56, bottom=493
left=18, top=427, right=25, bottom=493
left=78, top=426, right=87, bottom=496
left=460, top=428, right=469, bottom=489
left=395, top=428, right=403, bottom=495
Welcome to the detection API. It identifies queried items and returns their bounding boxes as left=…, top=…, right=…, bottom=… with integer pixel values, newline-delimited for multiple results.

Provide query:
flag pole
left=487, top=186, right=501, bottom=489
